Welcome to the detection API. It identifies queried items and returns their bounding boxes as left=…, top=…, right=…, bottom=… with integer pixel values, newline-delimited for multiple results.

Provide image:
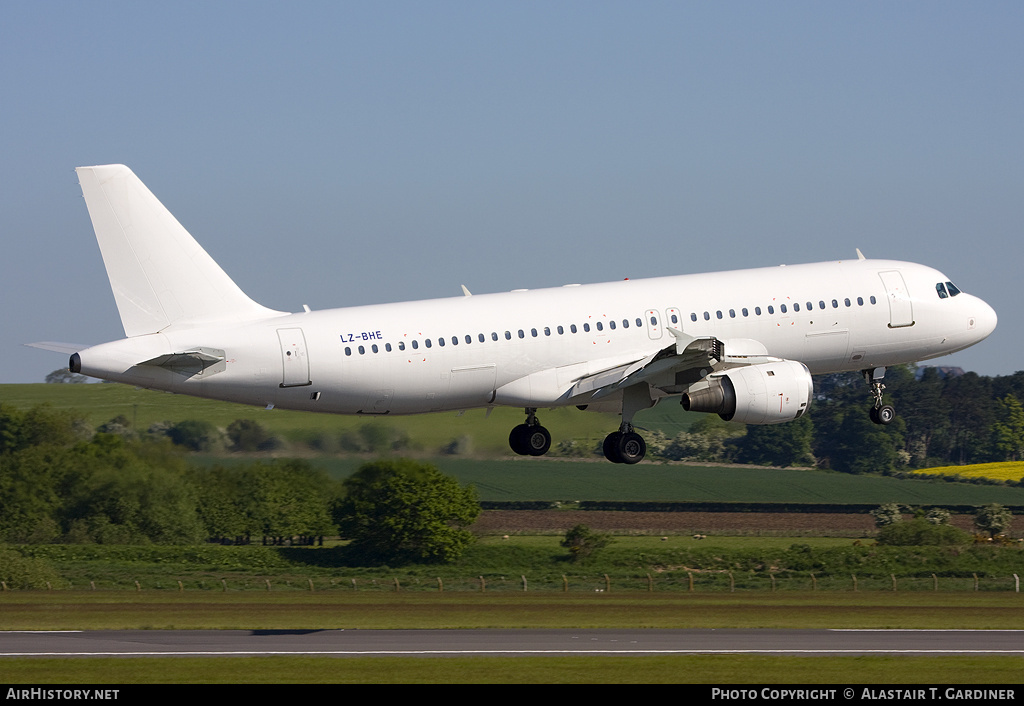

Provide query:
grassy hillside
left=8, top=383, right=1024, bottom=506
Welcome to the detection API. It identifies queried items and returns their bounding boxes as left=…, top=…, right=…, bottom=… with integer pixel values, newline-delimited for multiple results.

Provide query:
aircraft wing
left=565, top=332, right=772, bottom=403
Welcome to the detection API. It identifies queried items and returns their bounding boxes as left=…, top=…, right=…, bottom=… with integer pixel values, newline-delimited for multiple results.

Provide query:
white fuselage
left=75, top=257, right=997, bottom=416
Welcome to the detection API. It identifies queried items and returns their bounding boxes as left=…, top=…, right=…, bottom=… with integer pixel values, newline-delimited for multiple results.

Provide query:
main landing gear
left=602, top=424, right=647, bottom=464
left=864, top=367, right=895, bottom=425
left=509, top=408, right=552, bottom=456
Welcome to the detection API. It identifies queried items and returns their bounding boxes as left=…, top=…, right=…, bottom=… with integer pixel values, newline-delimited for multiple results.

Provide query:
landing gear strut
left=601, top=384, right=653, bottom=464
left=509, top=408, right=551, bottom=456
left=864, top=367, right=895, bottom=425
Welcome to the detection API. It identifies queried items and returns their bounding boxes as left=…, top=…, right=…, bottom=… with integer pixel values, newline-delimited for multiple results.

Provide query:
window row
left=689, top=295, right=878, bottom=322
left=343, top=317, right=652, bottom=356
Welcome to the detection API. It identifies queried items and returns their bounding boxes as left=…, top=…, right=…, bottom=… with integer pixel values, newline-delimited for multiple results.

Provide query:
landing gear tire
left=870, top=405, right=896, bottom=425
left=603, top=431, right=623, bottom=463
left=602, top=430, right=647, bottom=464
left=509, top=424, right=551, bottom=456
left=617, top=431, right=646, bottom=465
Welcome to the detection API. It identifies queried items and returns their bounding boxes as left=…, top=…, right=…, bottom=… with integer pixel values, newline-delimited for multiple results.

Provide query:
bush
left=875, top=518, right=972, bottom=546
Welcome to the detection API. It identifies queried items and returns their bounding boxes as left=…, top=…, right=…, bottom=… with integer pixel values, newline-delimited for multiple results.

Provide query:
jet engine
left=681, top=360, right=813, bottom=425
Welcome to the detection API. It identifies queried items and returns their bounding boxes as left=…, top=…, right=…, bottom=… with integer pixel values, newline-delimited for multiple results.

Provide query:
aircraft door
left=277, top=328, right=311, bottom=387
left=879, top=271, right=915, bottom=328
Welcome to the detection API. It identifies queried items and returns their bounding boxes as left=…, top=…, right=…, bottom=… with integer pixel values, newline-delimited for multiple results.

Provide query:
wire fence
left=6, top=572, right=1022, bottom=593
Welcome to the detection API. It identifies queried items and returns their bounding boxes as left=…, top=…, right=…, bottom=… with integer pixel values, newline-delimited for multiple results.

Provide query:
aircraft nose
left=970, top=297, right=998, bottom=341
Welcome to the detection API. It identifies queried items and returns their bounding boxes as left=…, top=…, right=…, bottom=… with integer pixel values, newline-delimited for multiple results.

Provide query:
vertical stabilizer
left=76, top=164, right=282, bottom=337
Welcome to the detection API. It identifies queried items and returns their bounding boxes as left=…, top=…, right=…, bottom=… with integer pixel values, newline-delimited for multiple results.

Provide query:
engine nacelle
left=681, top=360, right=813, bottom=425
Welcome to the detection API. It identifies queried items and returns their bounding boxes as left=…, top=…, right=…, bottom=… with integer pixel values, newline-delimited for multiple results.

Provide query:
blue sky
left=2, top=1, right=1021, bottom=383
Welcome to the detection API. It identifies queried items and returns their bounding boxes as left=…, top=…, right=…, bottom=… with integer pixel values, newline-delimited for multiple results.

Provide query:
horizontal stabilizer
left=139, top=347, right=226, bottom=378
left=24, top=341, right=89, bottom=355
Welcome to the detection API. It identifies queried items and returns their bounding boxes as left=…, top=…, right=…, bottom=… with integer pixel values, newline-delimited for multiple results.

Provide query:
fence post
left=688, top=572, right=694, bottom=592
left=437, top=577, right=444, bottom=592
left=562, top=574, right=568, bottom=592
left=973, top=573, right=978, bottom=591
left=810, top=573, right=817, bottom=591
left=1015, top=574, right=1020, bottom=593
left=521, top=575, right=528, bottom=592
left=852, top=574, right=858, bottom=592
left=479, top=576, right=486, bottom=592
left=770, top=573, right=776, bottom=592
left=647, top=573, right=653, bottom=592
left=308, top=578, right=314, bottom=592
left=393, top=577, right=401, bottom=592
left=932, top=574, right=938, bottom=591
left=729, top=571, right=735, bottom=593
left=891, top=574, right=897, bottom=592
left=604, top=574, right=611, bottom=593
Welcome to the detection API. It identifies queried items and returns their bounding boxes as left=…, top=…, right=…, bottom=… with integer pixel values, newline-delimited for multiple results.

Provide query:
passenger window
left=635, top=318, right=642, bottom=327
left=596, top=322, right=603, bottom=331
left=412, top=340, right=419, bottom=350
left=844, top=298, right=851, bottom=307
left=870, top=296, right=877, bottom=304
left=691, top=313, right=697, bottom=322
left=832, top=299, right=839, bottom=308
left=780, top=304, right=787, bottom=313
left=372, top=344, right=378, bottom=353
left=608, top=321, right=616, bottom=330
left=505, top=331, right=512, bottom=340
left=704, top=311, right=710, bottom=321
left=531, top=328, right=538, bottom=337
left=583, top=323, right=591, bottom=332
left=399, top=341, right=406, bottom=351
left=544, top=327, right=551, bottom=336
left=452, top=336, right=458, bottom=345
left=819, top=301, right=826, bottom=309
left=767, top=306, right=774, bottom=314
left=438, top=338, right=445, bottom=347
left=385, top=343, right=392, bottom=352
left=857, top=297, right=864, bottom=306
left=558, top=326, right=564, bottom=334
left=755, top=307, right=761, bottom=315
left=518, top=330, right=525, bottom=339
left=571, top=324, right=578, bottom=333
left=623, top=319, right=630, bottom=328
left=806, top=302, right=812, bottom=310
left=671, top=313, right=678, bottom=324
left=729, top=309, right=736, bottom=318
left=793, top=303, right=800, bottom=312
left=358, top=345, right=365, bottom=354
left=425, top=339, right=432, bottom=348
left=742, top=308, right=749, bottom=317
left=345, top=347, right=352, bottom=356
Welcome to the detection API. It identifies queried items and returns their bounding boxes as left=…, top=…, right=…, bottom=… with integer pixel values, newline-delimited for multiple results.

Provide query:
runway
left=3, top=629, right=1024, bottom=658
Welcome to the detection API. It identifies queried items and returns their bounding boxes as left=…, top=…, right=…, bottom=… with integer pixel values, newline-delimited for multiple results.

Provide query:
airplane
left=32, top=164, right=998, bottom=464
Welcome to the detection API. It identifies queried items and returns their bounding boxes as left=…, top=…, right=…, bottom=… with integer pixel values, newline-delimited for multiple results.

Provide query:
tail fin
left=76, top=165, right=282, bottom=337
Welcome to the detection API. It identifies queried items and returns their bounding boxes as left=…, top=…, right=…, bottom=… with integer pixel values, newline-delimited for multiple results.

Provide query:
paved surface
left=3, top=629, right=1024, bottom=658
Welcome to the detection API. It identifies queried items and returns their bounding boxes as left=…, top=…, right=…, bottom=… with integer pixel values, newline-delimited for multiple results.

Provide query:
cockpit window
left=936, top=282, right=948, bottom=299
left=946, top=281, right=961, bottom=297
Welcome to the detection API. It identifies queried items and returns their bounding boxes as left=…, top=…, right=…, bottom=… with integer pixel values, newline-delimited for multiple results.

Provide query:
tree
left=560, top=524, right=612, bottom=561
left=974, top=503, right=1013, bottom=538
left=334, top=459, right=480, bottom=564
left=45, top=369, right=88, bottom=384
left=226, top=419, right=279, bottom=452
left=733, top=414, right=814, bottom=467
left=870, top=503, right=905, bottom=527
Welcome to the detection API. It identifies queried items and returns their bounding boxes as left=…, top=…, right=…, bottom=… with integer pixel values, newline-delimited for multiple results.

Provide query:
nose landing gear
left=864, top=367, right=895, bottom=425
